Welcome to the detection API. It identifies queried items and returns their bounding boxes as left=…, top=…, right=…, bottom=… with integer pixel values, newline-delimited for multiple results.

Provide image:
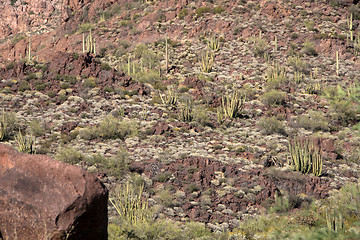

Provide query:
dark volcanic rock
left=140, top=157, right=333, bottom=223
left=0, top=144, right=108, bottom=240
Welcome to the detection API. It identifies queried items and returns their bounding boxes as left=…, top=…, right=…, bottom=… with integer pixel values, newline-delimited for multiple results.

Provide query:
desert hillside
left=1, top=0, right=360, bottom=239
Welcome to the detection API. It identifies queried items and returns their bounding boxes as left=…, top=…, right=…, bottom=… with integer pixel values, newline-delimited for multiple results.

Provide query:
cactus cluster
left=200, top=50, right=214, bottom=73
left=82, top=30, right=96, bottom=55
left=159, top=88, right=177, bottom=106
left=110, top=182, right=149, bottom=225
left=178, top=100, right=193, bottom=122
left=208, top=35, right=220, bottom=51
left=217, top=89, right=245, bottom=123
left=15, top=130, right=36, bottom=154
left=288, top=137, right=322, bottom=177
left=326, top=209, right=344, bottom=233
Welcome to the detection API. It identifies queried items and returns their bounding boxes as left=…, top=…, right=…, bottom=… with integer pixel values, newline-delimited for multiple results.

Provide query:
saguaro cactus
left=82, top=30, right=96, bottom=54
left=28, top=36, right=31, bottom=61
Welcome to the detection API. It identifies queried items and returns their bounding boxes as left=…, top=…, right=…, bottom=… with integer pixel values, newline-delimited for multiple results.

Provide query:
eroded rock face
left=0, top=143, right=108, bottom=240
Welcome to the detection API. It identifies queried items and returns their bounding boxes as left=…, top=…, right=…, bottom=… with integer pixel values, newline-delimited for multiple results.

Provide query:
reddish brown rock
left=0, top=143, right=108, bottom=240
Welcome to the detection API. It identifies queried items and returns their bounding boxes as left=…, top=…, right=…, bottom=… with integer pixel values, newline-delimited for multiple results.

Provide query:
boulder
left=0, top=143, right=108, bottom=240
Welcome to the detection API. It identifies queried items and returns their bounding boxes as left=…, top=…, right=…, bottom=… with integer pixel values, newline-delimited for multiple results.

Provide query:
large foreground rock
left=0, top=144, right=108, bottom=240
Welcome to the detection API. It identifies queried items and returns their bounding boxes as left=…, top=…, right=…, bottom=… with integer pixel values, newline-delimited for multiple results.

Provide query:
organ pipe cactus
left=288, top=137, right=322, bottom=177
left=208, top=35, right=220, bottom=51
left=179, top=100, right=193, bottom=122
left=110, top=182, right=149, bottom=225
left=326, top=209, right=344, bottom=233
left=218, top=89, right=245, bottom=119
left=200, top=50, right=214, bottom=73
left=15, top=130, right=36, bottom=154
left=159, top=88, right=177, bottom=106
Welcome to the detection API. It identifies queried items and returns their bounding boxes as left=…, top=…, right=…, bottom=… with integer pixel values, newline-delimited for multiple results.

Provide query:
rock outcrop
left=0, top=143, right=108, bottom=240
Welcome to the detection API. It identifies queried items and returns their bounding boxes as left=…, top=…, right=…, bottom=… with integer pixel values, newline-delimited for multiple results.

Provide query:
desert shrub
left=329, top=100, right=358, bottom=126
left=287, top=56, right=309, bottom=74
left=0, top=111, right=19, bottom=140
left=79, top=116, right=138, bottom=140
left=19, top=81, right=30, bottom=91
left=265, top=63, right=288, bottom=88
left=193, top=105, right=211, bottom=126
left=25, top=73, right=37, bottom=80
left=327, top=182, right=360, bottom=223
left=324, top=84, right=360, bottom=126
left=133, top=70, right=160, bottom=85
left=178, top=8, right=188, bottom=19
left=304, top=20, right=315, bottom=31
left=14, top=131, right=36, bottom=154
left=154, top=172, right=172, bottom=183
left=302, top=40, right=317, bottom=56
left=133, top=43, right=160, bottom=69
left=78, top=23, right=94, bottom=33
left=195, top=6, right=212, bottom=17
left=101, top=62, right=112, bottom=71
left=257, top=116, right=286, bottom=135
left=56, top=147, right=84, bottom=165
left=28, top=119, right=45, bottom=137
left=213, top=6, right=225, bottom=14
left=251, top=36, right=269, bottom=58
left=156, top=188, right=175, bottom=207
left=82, top=78, right=96, bottom=88
left=87, top=148, right=129, bottom=178
left=11, top=34, right=25, bottom=44
left=46, top=91, right=56, bottom=98
left=5, top=62, right=15, bottom=70
left=35, top=83, right=46, bottom=91
left=346, top=145, right=360, bottom=163
left=261, top=89, right=286, bottom=106
left=297, top=110, right=329, bottom=131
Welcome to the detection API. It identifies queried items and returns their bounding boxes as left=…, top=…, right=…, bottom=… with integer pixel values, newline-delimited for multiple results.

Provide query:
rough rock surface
left=0, top=143, right=108, bottom=240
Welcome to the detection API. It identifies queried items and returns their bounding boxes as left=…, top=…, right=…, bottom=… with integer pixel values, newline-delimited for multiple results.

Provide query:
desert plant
left=293, top=71, right=304, bottom=84
left=87, top=148, right=129, bottom=178
left=265, top=62, right=288, bottom=88
left=302, top=40, right=317, bottom=56
left=208, top=35, right=220, bottom=51
left=288, top=137, right=322, bottom=177
left=257, top=116, right=286, bottom=135
left=178, top=100, right=193, bottom=122
left=82, top=30, right=96, bottom=55
left=79, top=116, right=138, bottom=140
left=0, top=110, right=7, bottom=141
left=29, top=119, right=45, bottom=137
left=306, top=82, right=322, bottom=94
left=336, top=51, right=339, bottom=75
left=28, top=36, right=31, bottom=61
left=218, top=89, right=245, bottom=120
left=304, top=20, right=315, bottom=31
left=326, top=209, right=344, bottom=233
left=328, top=182, right=360, bottom=222
left=110, top=181, right=150, bottom=225
left=159, top=87, right=177, bottom=106
left=15, top=130, right=36, bottom=154
left=287, top=55, right=309, bottom=74
left=261, top=89, right=286, bottom=106
left=200, top=50, right=214, bottom=73
left=251, top=32, right=269, bottom=58
left=56, top=147, right=84, bottom=165
left=297, top=110, right=329, bottom=132
left=217, top=107, right=226, bottom=124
